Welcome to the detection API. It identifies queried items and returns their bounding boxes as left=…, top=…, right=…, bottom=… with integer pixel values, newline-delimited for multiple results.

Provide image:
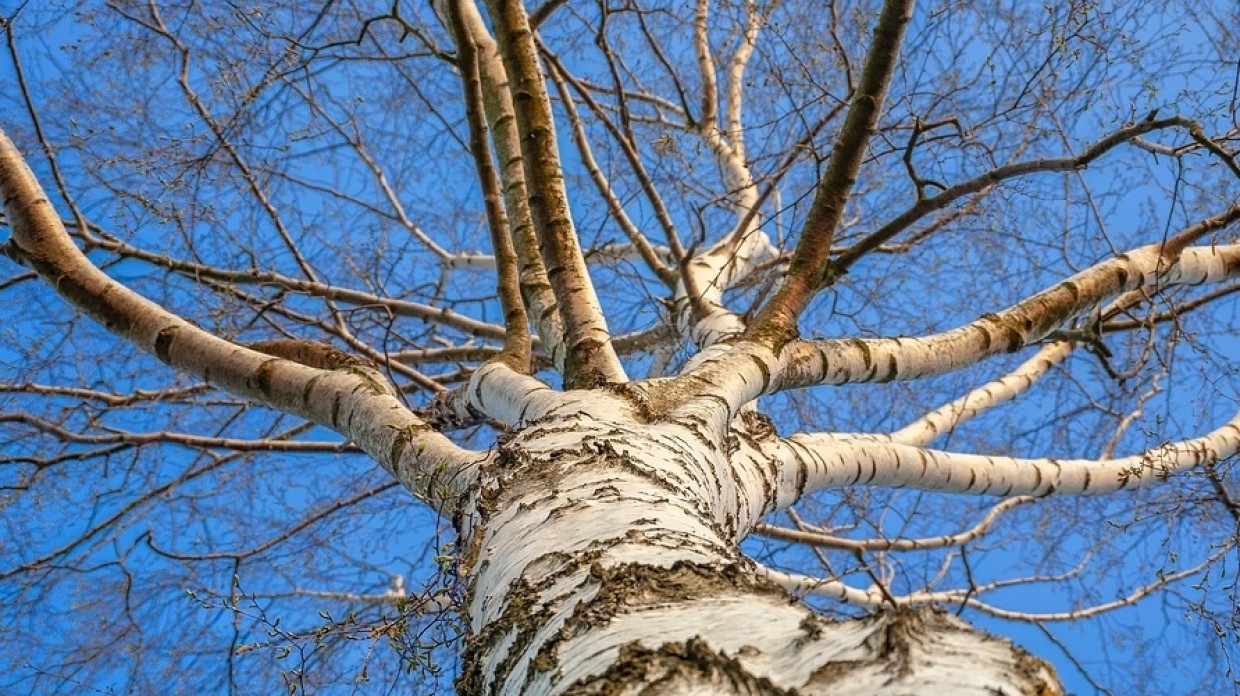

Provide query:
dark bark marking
left=301, top=373, right=322, bottom=408
left=749, top=352, right=771, bottom=392
left=564, top=636, right=797, bottom=695
left=251, top=358, right=280, bottom=397
left=153, top=325, right=178, bottom=364
left=879, top=352, right=899, bottom=383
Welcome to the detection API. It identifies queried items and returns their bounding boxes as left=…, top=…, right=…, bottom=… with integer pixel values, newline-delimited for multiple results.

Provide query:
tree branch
left=448, top=0, right=532, bottom=374
left=769, top=406, right=1240, bottom=503
left=834, top=117, right=1233, bottom=278
left=0, top=130, right=480, bottom=510
left=766, top=239, right=1240, bottom=396
left=748, top=0, right=915, bottom=345
left=435, top=0, right=567, bottom=371
left=484, top=0, right=626, bottom=387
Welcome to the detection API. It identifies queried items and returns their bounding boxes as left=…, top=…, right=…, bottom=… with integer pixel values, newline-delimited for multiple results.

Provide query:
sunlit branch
left=769, top=242, right=1240, bottom=393
left=772, top=404, right=1240, bottom=503
left=690, top=0, right=760, bottom=215
left=877, top=204, right=1240, bottom=446
left=438, top=0, right=566, bottom=371
left=1103, top=283, right=1240, bottom=331
left=760, top=567, right=882, bottom=605
left=485, top=0, right=626, bottom=387
left=748, top=0, right=915, bottom=345
left=669, top=236, right=1240, bottom=428
left=571, top=77, right=689, bottom=122
left=448, top=0, right=532, bottom=373
left=889, top=342, right=1075, bottom=447
left=391, top=345, right=506, bottom=365
left=0, top=130, right=480, bottom=508
left=694, top=0, right=719, bottom=135
left=667, top=0, right=782, bottom=349
left=3, top=14, right=89, bottom=234
left=725, top=1, right=760, bottom=148
left=1132, top=125, right=1240, bottom=159
left=424, top=360, right=559, bottom=429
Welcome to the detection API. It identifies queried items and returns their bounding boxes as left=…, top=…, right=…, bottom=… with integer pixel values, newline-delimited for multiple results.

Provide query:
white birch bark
left=669, top=241, right=1240, bottom=419
left=7, top=2, right=1239, bottom=693
left=451, top=385, right=1059, bottom=695
left=677, top=0, right=779, bottom=349
left=0, top=122, right=1126, bottom=696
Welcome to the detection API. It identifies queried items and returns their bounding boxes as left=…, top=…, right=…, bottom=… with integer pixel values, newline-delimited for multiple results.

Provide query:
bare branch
left=448, top=0, right=532, bottom=373
left=0, top=130, right=480, bottom=508
left=756, top=495, right=1036, bottom=552
left=484, top=0, right=626, bottom=387
left=835, top=117, right=1235, bottom=278
left=748, top=0, right=915, bottom=344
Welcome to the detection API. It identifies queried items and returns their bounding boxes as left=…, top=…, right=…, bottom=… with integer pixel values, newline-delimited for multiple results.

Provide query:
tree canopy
left=1, top=0, right=1238, bottom=693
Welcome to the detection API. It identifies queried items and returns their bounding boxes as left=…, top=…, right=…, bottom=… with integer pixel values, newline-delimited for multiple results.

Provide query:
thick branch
left=484, top=0, right=626, bottom=387
left=774, top=243, right=1240, bottom=392
left=768, top=406, right=1240, bottom=504
left=437, top=0, right=566, bottom=370
left=665, top=238, right=1240, bottom=423
left=448, top=0, right=532, bottom=373
left=748, top=0, right=915, bottom=345
left=0, top=130, right=480, bottom=510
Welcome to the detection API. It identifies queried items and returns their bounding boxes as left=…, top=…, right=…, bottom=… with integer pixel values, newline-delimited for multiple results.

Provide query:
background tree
left=1, top=0, right=1238, bottom=693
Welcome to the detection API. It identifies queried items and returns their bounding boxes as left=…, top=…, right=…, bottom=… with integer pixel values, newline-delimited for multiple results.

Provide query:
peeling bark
left=451, top=394, right=1060, bottom=695
left=6, top=2, right=1240, bottom=693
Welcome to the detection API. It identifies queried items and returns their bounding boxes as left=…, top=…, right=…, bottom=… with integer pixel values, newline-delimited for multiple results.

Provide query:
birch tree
left=2, top=0, right=1239, bottom=693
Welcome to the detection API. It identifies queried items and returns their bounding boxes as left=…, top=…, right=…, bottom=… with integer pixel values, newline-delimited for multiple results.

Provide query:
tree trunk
left=456, top=392, right=1061, bottom=695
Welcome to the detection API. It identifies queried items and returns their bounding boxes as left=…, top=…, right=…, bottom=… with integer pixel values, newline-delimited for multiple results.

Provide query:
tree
left=2, top=0, right=1238, bottom=692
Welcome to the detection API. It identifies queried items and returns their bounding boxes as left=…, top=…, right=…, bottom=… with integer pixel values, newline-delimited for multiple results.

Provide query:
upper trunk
left=454, top=390, right=1061, bottom=695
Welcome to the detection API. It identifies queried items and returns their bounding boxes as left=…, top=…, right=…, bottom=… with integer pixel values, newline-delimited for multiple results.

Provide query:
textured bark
left=451, top=386, right=1060, bottom=695
left=484, top=0, right=627, bottom=387
left=440, top=0, right=566, bottom=369
left=5, top=3, right=1238, bottom=693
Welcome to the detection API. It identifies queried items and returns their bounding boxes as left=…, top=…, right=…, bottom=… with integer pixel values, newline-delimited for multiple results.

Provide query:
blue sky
left=2, top=1, right=1238, bottom=693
